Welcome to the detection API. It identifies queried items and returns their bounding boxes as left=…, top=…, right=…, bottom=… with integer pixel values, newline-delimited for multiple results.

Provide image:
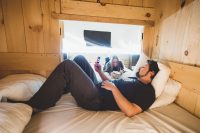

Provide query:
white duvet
left=24, top=94, right=200, bottom=133
left=0, top=103, right=32, bottom=133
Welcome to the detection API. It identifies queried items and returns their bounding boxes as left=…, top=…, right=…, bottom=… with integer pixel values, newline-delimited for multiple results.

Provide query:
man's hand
left=94, top=62, right=102, bottom=73
left=101, top=81, right=116, bottom=91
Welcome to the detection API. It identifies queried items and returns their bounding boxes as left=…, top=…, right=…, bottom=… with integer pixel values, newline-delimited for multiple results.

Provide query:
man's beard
left=136, top=71, right=149, bottom=78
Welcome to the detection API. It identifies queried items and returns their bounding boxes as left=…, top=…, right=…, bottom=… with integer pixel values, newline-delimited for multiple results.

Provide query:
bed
left=24, top=94, right=200, bottom=133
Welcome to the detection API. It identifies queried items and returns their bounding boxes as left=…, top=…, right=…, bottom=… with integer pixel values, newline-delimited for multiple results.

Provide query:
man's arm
left=101, top=81, right=142, bottom=117
left=94, top=62, right=110, bottom=81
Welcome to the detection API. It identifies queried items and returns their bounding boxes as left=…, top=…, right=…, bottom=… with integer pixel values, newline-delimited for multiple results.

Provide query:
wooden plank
left=143, top=26, right=155, bottom=57
left=0, top=0, right=7, bottom=52
left=194, top=95, right=200, bottom=118
left=169, top=62, right=200, bottom=94
left=55, top=0, right=61, bottom=13
left=168, top=61, right=200, bottom=117
left=112, top=0, right=129, bottom=5
left=47, top=0, right=61, bottom=53
left=2, top=0, right=26, bottom=52
left=0, top=53, right=60, bottom=71
left=128, top=0, right=142, bottom=7
left=175, top=87, right=198, bottom=113
left=22, top=0, right=44, bottom=53
left=52, top=12, right=154, bottom=26
left=143, top=0, right=156, bottom=8
left=61, top=0, right=156, bottom=21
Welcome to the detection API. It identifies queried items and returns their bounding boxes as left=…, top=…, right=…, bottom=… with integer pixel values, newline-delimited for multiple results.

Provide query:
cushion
left=0, top=74, right=46, bottom=101
left=150, top=78, right=181, bottom=109
left=152, top=62, right=171, bottom=97
left=0, top=103, right=32, bottom=133
left=133, top=52, right=149, bottom=73
left=134, top=52, right=171, bottom=98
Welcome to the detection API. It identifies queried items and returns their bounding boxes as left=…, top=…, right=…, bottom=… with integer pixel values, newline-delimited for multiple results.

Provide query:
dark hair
left=147, top=60, right=159, bottom=79
left=112, top=55, right=119, bottom=61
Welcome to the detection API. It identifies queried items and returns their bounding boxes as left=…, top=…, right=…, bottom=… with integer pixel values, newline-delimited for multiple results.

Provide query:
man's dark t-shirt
left=97, top=78, right=155, bottom=111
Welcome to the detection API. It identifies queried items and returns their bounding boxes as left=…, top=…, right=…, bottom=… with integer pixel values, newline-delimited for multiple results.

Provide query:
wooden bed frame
left=168, top=61, right=200, bottom=118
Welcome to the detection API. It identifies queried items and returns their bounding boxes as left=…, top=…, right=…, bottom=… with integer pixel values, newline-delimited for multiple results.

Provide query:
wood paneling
left=0, top=0, right=7, bottom=52
left=0, top=0, right=61, bottom=77
left=22, top=0, right=44, bottom=53
left=143, top=26, right=155, bottom=57
left=61, top=0, right=156, bottom=21
left=0, top=53, right=60, bottom=71
left=152, top=0, right=200, bottom=66
left=169, top=61, right=200, bottom=118
left=48, top=0, right=61, bottom=53
left=52, top=13, right=154, bottom=26
left=2, top=0, right=26, bottom=52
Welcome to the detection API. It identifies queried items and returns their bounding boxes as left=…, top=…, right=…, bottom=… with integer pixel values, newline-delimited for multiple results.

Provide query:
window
left=62, top=20, right=143, bottom=55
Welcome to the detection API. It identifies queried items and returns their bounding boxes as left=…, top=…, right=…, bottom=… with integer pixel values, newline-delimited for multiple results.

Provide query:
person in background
left=103, top=57, right=110, bottom=70
left=103, top=56, right=124, bottom=76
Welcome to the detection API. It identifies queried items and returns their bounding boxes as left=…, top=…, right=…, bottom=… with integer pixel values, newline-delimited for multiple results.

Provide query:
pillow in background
left=150, top=78, right=181, bottom=109
left=0, top=103, right=32, bottom=133
left=133, top=53, right=149, bottom=73
left=152, top=62, right=171, bottom=98
left=0, top=74, right=46, bottom=101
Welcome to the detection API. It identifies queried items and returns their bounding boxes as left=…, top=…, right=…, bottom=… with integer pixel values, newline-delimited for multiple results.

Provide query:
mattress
left=24, top=94, right=200, bottom=133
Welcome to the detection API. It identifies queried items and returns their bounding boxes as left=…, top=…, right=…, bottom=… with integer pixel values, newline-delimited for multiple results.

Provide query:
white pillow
left=152, top=63, right=171, bottom=98
left=150, top=78, right=181, bottom=109
left=0, top=103, right=32, bottom=133
left=133, top=52, right=171, bottom=98
left=133, top=53, right=149, bottom=73
left=0, top=74, right=46, bottom=101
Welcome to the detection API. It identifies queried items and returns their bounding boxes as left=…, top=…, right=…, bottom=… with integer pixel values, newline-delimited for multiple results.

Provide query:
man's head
left=136, top=60, right=159, bottom=84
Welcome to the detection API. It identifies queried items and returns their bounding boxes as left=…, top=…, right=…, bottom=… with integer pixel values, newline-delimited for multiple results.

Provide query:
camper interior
left=0, top=0, right=200, bottom=133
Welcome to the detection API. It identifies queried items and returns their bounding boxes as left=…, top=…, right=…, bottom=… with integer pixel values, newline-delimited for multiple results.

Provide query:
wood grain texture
left=61, top=0, right=156, bottom=21
left=0, top=53, right=60, bottom=71
left=22, top=0, right=44, bottom=53
left=152, top=0, right=200, bottom=66
left=52, top=12, right=154, bottom=26
left=0, top=0, right=7, bottom=52
left=169, top=61, right=200, bottom=118
left=143, top=26, right=155, bottom=57
left=2, top=0, right=26, bottom=52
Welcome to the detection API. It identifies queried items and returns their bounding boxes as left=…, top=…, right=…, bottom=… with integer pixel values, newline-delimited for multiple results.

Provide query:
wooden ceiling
left=75, top=0, right=156, bottom=7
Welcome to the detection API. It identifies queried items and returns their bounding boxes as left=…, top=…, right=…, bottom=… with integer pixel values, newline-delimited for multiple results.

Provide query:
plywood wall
left=0, top=0, right=61, bottom=78
left=152, top=0, right=200, bottom=66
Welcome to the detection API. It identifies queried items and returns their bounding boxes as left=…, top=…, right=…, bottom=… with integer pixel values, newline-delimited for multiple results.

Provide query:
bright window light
left=62, top=20, right=143, bottom=55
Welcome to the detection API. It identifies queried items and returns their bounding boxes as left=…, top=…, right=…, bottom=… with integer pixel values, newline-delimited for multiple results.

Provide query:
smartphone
left=97, top=56, right=100, bottom=63
left=96, top=57, right=101, bottom=68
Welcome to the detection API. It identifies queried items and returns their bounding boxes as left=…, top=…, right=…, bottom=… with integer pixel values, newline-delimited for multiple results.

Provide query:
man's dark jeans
left=26, top=55, right=103, bottom=111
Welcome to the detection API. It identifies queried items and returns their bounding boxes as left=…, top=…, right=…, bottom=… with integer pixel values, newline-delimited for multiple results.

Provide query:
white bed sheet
left=24, top=94, right=200, bottom=133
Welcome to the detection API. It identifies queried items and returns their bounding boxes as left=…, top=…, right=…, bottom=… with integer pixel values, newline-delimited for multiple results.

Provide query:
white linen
left=24, top=94, right=200, bottom=133
left=0, top=74, right=46, bottom=101
left=152, top=62, right=171, bottom=98
left=133, top=53, right=149, bottom=74
left=150, top=78, right=181, bottom=109
left=0, top=103, right=32, bottom=133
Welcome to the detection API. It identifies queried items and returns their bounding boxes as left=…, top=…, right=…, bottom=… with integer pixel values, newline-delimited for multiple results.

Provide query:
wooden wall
left=0, top=0, right=61, bottom=78
left=152, top=0, right=200, bottom=66
left=151, top=0, right=200, bottom=117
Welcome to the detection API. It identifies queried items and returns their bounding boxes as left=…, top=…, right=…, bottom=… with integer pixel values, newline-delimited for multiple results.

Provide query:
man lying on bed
left=8, top=55, right=159, bottom=117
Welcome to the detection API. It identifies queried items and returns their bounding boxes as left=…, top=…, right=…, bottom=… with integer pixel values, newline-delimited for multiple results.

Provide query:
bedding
left=150, top=78, right=181, bottom=109
left=133, top=53, right=171, bottom=98
left=24, top=94, right=200, bottom=133
left=0, top=74, right=46, bottom=101
left=0, top=103, right=32, bottom=133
